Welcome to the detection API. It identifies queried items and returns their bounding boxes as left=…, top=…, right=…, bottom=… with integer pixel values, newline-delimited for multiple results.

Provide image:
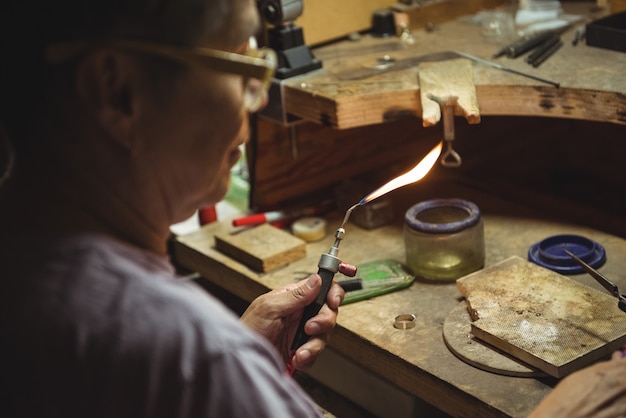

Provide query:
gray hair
left=0, top=0, right=246, bottom=156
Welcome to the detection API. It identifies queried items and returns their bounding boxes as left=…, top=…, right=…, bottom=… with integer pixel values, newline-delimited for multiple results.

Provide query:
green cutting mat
left=341, top=259, right=415, bottom=305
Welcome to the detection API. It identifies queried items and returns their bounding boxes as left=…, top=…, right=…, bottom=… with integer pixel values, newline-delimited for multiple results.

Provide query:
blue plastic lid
left=528, top=234, right=606, bottom=274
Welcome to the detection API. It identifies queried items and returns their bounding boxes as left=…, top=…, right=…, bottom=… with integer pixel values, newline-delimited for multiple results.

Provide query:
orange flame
left=360, top=141, right=443, bottom=204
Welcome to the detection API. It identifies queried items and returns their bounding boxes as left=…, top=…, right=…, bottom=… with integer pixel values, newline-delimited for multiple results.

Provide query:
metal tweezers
left=564, top=249, right=626, bottom=313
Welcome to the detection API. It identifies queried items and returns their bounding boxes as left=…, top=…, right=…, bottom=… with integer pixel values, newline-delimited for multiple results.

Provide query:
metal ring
left=394, top=313, right=416, bottom=329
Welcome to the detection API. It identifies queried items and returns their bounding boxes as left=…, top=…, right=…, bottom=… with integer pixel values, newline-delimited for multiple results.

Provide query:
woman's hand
left=528, top=350, right=626, bottom=418
left=240, top=274, right=345, bottom=371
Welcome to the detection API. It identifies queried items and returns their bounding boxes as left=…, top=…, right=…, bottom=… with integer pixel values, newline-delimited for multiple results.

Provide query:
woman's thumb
left=290, top=274, right=322, bottom=307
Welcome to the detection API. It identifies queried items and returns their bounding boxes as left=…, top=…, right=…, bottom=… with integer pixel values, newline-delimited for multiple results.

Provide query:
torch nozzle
left=341, top=203, right=361, bottom=228
left=329, top=202, right=361, bottom=255
left=328, top=227, right=346, bottom=256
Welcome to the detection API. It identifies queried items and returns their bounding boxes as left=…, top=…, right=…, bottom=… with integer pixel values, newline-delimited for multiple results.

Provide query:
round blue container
left=528, top=234, right=606, bottom=274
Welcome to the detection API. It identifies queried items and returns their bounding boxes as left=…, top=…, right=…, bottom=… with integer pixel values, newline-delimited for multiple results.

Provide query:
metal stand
left=267, top=23, right=322, bottom=79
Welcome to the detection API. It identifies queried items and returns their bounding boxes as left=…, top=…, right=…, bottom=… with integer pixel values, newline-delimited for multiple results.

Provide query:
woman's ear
left=74, top=49, right=139, bottom=151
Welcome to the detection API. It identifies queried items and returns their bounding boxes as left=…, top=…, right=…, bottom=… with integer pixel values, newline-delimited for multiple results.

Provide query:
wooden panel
left=298, top=0, right=507, bottom=46
left=298, top=0, right=397, bottom=46
left=249, top=115, right=626, bottom=240
left=394, top=0, right=507, bottom=28
left=250, top=116, right=442, bottom=209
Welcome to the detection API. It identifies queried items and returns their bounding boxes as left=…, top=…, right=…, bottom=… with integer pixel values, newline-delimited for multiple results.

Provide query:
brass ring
left=394, top=313, right=416, bottom=330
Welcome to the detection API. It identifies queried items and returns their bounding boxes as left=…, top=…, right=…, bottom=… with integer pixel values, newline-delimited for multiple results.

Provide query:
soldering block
left=214, top=223, right=306, bottom=273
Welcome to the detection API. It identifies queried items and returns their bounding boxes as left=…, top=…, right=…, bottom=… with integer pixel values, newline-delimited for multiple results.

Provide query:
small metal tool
left=493, top=30, right=557, bottom=58
left=529, top=39, right=563, bottom=68
left=338, top=276, right=413, bottom=292
left=564, top=249, right=626, bottom=313
left=427, top=94, right=462, bottom=167
left=454, top=51, right=560, bottom=88
left=525, top=35, right=560, bottom=64
left=572, top=26, right=586, bottom=46
left=335, top=51, right=460, bottom=81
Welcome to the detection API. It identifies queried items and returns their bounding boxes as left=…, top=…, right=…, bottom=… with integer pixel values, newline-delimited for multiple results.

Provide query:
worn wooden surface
left=458, top=256, right=626, bottom=378
left=279, top=2, right=626, bottom=129
left=174, top=209, right=626, bottom=418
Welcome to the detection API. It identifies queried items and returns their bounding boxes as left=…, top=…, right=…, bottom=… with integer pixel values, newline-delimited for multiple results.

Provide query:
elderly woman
left=2, top=1, right=626, bottom=417
left=0, top=1, right=343, bottom=417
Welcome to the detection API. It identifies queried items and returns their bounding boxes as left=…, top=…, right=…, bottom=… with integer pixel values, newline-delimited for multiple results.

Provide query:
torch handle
left=290, top=267, right=336, bottom=351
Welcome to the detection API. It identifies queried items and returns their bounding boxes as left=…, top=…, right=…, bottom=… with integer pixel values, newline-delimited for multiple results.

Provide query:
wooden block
left=457, top=256, right=626, bottom=378
left=214, top=224, right=306, bottom=273
left=418, top=58, right=481, bottom=126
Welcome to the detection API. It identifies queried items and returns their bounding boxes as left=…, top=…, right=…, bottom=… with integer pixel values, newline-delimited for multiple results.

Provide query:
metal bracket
left=427, top=94, right=462, bottom=167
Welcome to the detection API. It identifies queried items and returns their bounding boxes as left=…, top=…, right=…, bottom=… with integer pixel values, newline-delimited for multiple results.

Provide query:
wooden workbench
left=173, top=200, right=626, bottom=417
left=176, top=2, right=626, bottom=415
left=277, top=2, right=626, bottom=129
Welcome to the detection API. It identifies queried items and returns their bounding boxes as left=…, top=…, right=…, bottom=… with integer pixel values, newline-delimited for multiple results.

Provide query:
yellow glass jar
left=404, top=199, right=485, bottom=281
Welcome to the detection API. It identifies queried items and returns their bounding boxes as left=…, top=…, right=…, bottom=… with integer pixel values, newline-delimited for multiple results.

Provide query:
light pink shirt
left=0, top=233, right=322, bottom=418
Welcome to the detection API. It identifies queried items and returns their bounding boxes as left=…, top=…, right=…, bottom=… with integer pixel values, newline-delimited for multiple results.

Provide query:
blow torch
left=289, top=141, right=444, bottom=358
left=290, top=222, right=357, bottom=351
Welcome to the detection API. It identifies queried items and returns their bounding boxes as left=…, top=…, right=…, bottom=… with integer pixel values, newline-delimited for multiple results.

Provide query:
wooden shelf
left=277, top=2, right=626, bottom=129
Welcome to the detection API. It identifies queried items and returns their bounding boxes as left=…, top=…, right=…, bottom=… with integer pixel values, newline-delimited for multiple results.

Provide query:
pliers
left=564, top=249, right=626, bottom=313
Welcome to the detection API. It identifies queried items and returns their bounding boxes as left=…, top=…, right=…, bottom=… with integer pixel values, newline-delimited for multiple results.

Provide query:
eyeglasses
left=46, top=37, right=277, bottom=112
